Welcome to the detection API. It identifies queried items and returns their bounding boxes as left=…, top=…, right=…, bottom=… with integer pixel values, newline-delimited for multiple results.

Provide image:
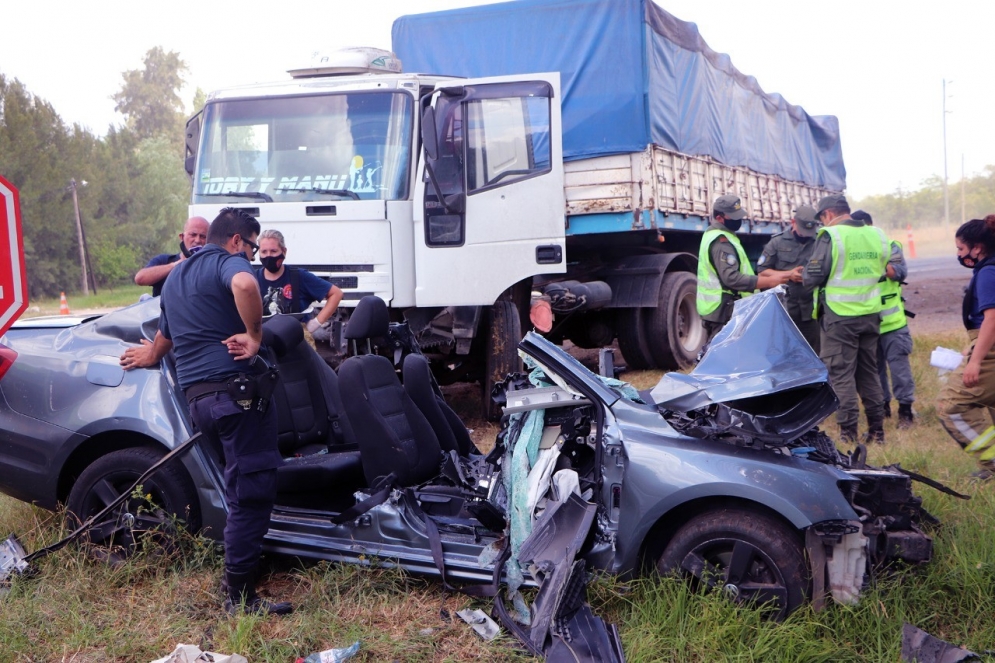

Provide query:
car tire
left=644, top=271, right=705, bottom=370
left=483, top=300, right=522, bottom=421
left=656, top=508, right=808, bottom=620
left=66, top=447, right=201, bottom=562
left=616, top=307, right=656, bottom=370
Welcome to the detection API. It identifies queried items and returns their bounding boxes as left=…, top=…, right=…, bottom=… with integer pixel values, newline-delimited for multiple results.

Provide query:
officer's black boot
left=864, top=426, right=885, bottom=445
left=839, top=426, right=858, bottom=444
left=224, top=568, right=293, bottom=616
left=897, top=403, right=915, bottom=429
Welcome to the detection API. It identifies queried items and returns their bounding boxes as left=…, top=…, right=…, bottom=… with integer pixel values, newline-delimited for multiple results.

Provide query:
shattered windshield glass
left=192, top=91, right=413, bottom=203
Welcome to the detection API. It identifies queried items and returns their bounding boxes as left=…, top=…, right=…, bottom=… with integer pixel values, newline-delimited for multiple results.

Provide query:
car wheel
left=66, top=447, right=201, bottom=563
left=483, top=300, right=523, bottom=421
left=644, top=271, right=705, bottom=370
left=656, top=508, right=808, bottom=620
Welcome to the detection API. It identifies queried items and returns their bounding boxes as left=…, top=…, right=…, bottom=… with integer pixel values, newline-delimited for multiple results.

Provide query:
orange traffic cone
left=59, top=292, right=70, bottom=315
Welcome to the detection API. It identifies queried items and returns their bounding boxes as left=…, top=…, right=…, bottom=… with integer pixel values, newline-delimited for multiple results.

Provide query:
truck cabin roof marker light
left=288, top=47, right=403, bottom=79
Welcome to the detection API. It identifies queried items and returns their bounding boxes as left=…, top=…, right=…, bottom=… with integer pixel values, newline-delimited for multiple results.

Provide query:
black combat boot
left=224, top=568, right=293, bottom=616
left=839, top=426, right=858, bottom=444
left=882, top=401, right=892, bottom=418
left=897, top=403, right=915, bottom=429
left=864, top=427, right=885, bottom=445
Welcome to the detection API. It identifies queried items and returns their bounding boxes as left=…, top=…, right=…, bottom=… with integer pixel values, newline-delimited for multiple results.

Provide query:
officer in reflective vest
left=852, top=210, right=916, bottom=428
left=757, top=205, right=822, bottom=353
left=697, top=195, right=798, bottom=339
left=802, top=195, right=890, bottom=444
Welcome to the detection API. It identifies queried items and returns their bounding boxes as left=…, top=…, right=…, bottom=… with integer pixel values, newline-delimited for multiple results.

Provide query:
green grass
left=1, top=329, right=993, bottom=661
left=24, top=285, right=149, bottom=317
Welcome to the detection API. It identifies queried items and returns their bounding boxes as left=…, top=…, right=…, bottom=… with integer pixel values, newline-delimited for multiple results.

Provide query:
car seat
left=402, top=353, right=478, bottom=457
left=338, top=353, right=445, bottom=487
left=261, top=315, right=365, bottom=499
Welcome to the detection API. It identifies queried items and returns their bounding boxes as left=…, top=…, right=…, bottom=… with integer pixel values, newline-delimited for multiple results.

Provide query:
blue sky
left=1, top=0, right=989, bottom=198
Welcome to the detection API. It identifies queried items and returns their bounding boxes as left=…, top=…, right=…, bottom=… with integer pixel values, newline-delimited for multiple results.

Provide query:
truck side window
left=466, top=95, right=550, bottom=193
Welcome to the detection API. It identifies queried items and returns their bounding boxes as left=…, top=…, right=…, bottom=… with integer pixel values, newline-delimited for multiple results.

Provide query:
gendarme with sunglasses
left=119, top=207, right=292, bottom=616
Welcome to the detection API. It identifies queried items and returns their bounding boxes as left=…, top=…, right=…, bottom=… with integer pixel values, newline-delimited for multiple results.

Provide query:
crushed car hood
left=650, top=288, right=839, bottom=443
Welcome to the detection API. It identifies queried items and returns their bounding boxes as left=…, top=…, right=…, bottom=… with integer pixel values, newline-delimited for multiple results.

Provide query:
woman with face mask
left=255, top=229, right=344, bottom=343
left=939, top=214, right=995, bottom=479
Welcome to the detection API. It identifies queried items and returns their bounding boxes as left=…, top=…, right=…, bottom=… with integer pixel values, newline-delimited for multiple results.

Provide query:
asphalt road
left=903, top=255, right=970, bottom=335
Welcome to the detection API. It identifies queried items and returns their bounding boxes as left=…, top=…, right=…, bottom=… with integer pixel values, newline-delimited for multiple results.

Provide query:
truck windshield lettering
left=192, top=91, right=413, bottom=203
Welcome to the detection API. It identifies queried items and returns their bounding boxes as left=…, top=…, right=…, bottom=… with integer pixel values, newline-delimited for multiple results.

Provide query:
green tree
left=112, top=47, right=188, bottom=141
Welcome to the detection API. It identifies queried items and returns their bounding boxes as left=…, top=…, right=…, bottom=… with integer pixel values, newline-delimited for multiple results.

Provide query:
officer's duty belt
left=185, top=381, right=230, bottom=404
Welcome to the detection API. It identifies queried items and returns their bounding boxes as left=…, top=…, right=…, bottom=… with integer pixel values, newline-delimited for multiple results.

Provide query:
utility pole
left=69, top=178, right=89, bottom=296
left=942, top=78, right=950, bottom=231
left=962, top=153, right=966, bottom=225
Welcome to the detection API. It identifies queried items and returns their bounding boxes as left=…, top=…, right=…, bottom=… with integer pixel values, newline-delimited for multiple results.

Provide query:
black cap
left=792, top=205, right=819, bottom=237
left=851, top=209, right=873, bottom=225
left=713, top=194, right=747, bottom=221
left=814, top=194, right=848, bottom=217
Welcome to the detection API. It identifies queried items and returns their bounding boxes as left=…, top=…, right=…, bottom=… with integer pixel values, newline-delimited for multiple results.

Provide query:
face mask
left=261, top=254, right=285, bottom=274
left=179, top=241, right=201, bottom=258
left=724, top=218, right=743, bottom=232
left=958, top=254, right=977, bottom=269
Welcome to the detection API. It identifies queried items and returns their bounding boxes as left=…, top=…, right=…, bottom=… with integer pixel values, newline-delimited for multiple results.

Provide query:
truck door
left=414, top=74, right=565, bottom=307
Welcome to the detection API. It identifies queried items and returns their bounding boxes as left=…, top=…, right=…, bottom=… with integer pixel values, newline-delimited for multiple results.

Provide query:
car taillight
left=0, top=345, right=17, bottom=380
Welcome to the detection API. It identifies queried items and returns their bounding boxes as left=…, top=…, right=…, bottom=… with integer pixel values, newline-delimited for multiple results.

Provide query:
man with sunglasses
left=119, top=207, right=291, bottom=616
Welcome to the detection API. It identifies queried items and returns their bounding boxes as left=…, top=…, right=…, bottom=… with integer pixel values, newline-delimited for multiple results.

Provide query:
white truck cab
left=186, top=49, right=565, bottom=416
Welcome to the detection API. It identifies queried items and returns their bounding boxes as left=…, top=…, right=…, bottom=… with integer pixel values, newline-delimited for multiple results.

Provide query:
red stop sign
left=0, top=175, right=28, bottom=338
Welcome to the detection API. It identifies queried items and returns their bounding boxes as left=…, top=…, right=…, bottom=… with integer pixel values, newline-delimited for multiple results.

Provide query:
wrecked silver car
left=0, top=290, right=942, bottom=656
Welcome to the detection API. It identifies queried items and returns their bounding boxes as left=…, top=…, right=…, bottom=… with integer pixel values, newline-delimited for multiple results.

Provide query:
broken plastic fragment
left=457, top=608, right=500, bottom=641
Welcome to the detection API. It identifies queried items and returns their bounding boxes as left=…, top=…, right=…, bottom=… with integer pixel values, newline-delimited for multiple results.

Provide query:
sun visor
left=650, top=288, right=829, bottom=411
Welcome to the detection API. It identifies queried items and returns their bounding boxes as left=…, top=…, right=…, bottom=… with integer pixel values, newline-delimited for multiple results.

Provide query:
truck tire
left=616, top=307, right=656, bottom=370
left=66, top=447, right=200, bottom=564
left=483, top=300, right=522, bottom=420
left=645, top=271, right=706, bottom=370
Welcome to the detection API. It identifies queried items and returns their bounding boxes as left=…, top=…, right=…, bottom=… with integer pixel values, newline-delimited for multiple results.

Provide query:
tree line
left=0, top=47, right=193, bottom=298
left=1, top=46, right=993, bottom=298
left=851, top=171, right=995, bottom=231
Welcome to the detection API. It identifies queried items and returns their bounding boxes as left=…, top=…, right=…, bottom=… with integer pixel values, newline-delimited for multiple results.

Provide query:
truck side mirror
left=421, top=106, right=439, bottom=161
left=184, top=110, right=203, bottom=178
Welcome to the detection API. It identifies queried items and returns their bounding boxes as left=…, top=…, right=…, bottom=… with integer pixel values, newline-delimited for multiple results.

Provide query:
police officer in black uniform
left=757, top=205, right=821, bottom=352
left=121, top=207, right=291, bottom=616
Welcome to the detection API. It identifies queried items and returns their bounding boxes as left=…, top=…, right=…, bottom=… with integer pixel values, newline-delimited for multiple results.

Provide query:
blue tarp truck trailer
left=185, top=0, right=844, bottom=415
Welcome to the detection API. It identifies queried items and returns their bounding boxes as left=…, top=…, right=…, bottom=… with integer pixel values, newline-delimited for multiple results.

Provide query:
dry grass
left=886, top=223, right=956, bottom=259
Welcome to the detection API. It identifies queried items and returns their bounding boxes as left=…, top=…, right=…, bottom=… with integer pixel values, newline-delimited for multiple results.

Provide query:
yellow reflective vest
left=696, top=228, right=754, bottom=316
left=879, top=239, right=907, bottom=333
left=817, top=224, right=889, bottom=317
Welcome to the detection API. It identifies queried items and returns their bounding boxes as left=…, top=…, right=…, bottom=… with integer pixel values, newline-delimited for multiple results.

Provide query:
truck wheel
left=66, top=447, right=201, bottom=564
left=483, top=300, right=522, bottom=420
left=656, top=508, right=808, bottom=621
left=616, top=307, right=656, bottom=370
left=645, top=271, right=706, bottom=370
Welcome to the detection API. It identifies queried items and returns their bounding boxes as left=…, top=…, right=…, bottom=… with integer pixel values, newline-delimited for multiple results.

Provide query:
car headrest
left=345, top=295, right=390, bottom=340
left=262, top=314, right=305, bottom=357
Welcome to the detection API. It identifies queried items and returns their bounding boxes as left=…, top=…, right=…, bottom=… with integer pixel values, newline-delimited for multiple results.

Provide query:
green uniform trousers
left=820, top=312, right=885, bottom=432
left=938, top=329, right=995, bottom=470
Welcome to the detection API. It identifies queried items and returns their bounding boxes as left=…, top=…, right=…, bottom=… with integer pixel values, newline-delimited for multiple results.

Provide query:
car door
left=413, top=73, right=566, bottom=306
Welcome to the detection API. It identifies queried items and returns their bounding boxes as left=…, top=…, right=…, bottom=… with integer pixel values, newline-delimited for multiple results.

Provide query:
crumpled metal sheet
left=900, top=623, right=980, bottom=662
left=650, top=287, right=829, bottom=411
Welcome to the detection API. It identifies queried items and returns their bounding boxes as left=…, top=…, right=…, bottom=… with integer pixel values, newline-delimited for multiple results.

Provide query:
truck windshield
left=192, top=91, right=413, bottom=203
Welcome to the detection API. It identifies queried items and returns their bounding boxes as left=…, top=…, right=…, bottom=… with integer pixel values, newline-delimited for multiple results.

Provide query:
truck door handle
left=536, top=245, right=562, bottom=265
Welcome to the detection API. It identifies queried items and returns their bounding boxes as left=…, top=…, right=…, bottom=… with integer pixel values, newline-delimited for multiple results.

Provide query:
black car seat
left=402, top=352, right=478, bottom=457
left=338, top=353, right=444, bottom=487
left=344, top=295, right=390, bottom=356
left=261, top=315, right=365, bottom=499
